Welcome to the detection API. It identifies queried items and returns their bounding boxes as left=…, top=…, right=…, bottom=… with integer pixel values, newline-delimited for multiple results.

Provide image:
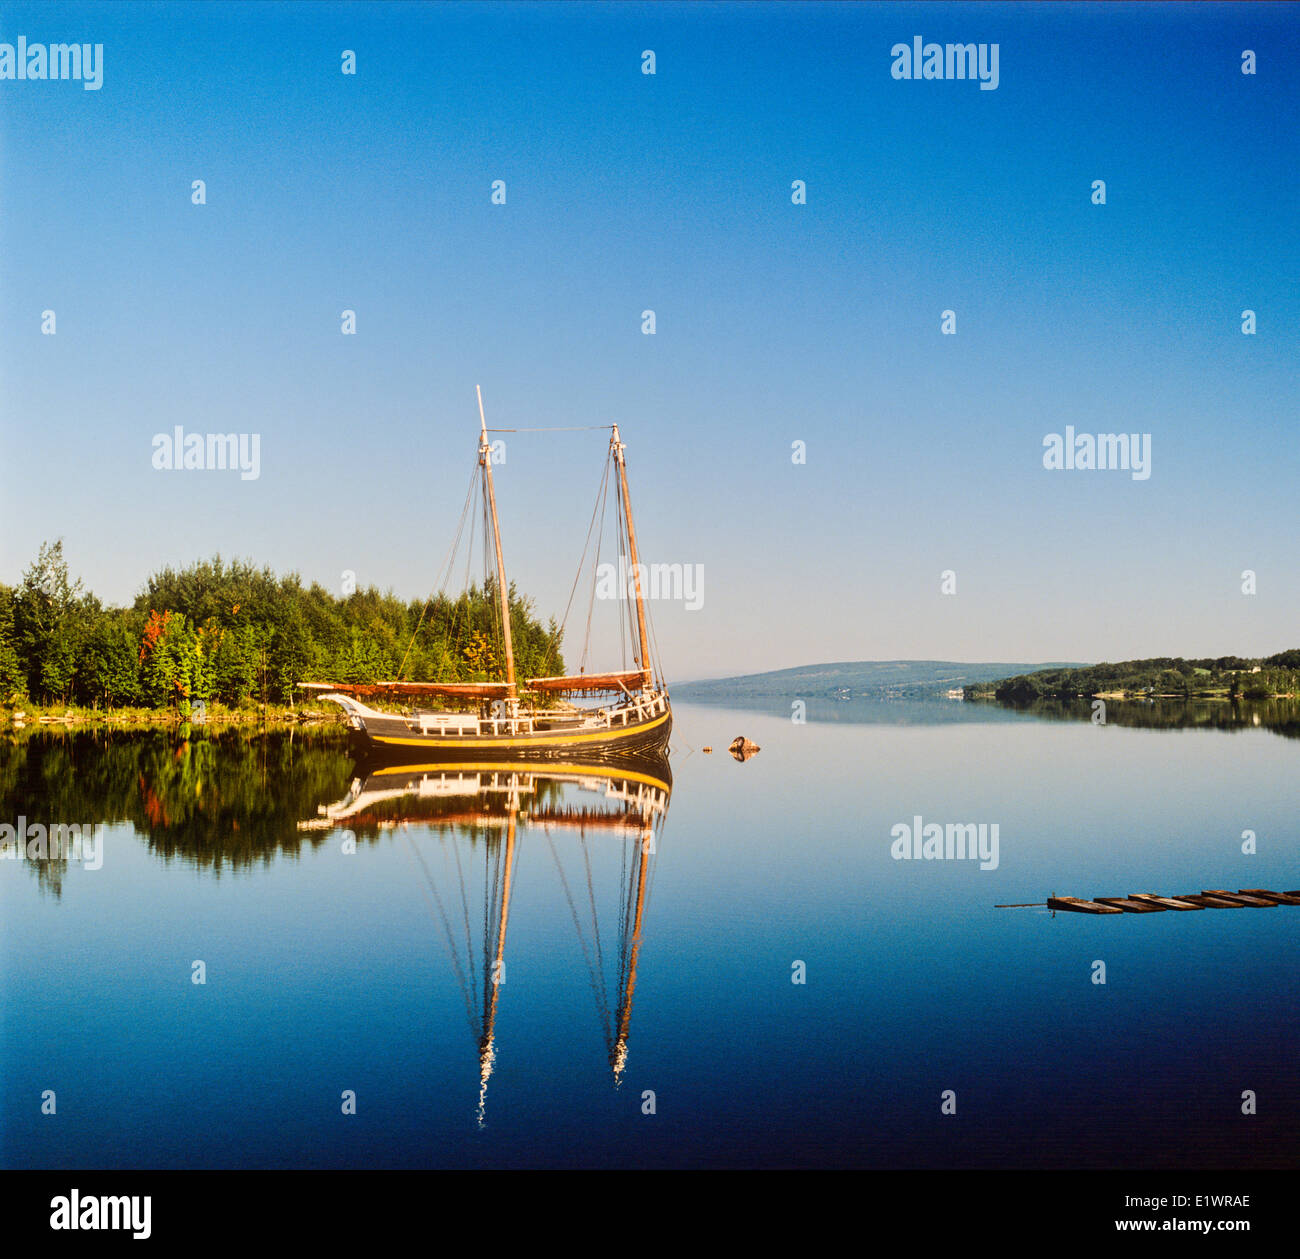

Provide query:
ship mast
left=477, top=797, right=518, bottom=1126
left=611, top=425, right=652, bottom=690
left=611, top=819, right=652, bottom=1083
left=478, top=386, right=516, bottom=696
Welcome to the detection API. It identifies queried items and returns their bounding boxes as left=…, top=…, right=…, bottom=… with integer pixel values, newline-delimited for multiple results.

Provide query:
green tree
left=212, top=624, right=260, bottom=705
left=138, top=610, right=203, bottom=710
left=0, top=586, right=26, bottom=702
left=268, top=605, right=313, bottom=704
left=77, top=613, right=142, bottom=707
left=13, top=540, right=89, bottom=703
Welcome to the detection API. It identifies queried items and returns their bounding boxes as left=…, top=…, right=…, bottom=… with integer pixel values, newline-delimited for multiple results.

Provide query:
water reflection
left=681, top=693, right=1300, bottom=736
left=991, top=695, right=1300, bottom=737
left=1, top=726, right=673, bottom=1120
left=305, top=750, right=672, bottom=1121
left=0, top=728, right=353, bottom=893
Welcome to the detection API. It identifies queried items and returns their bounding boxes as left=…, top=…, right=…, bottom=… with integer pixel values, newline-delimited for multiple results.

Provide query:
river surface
left=2, top=700, right=1296, bottom=1168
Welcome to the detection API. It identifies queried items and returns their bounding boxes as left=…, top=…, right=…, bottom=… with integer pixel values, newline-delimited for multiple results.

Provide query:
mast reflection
left=305, top=750, right=672, bottom=1122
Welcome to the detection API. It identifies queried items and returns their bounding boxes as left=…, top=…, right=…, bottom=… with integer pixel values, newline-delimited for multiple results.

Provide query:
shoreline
left=1, top=705, right=347, bottom=734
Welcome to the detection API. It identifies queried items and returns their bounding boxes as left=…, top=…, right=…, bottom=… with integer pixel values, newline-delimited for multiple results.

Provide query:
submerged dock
left=1004, top=889, right=1300, bottom=915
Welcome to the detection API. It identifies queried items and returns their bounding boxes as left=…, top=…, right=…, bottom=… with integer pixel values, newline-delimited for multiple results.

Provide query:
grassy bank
left=0, top=701, right=347, bottom=733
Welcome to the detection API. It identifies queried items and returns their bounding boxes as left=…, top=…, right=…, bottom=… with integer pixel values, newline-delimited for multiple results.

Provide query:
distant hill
left=673, top=661, right=1087, bottom=701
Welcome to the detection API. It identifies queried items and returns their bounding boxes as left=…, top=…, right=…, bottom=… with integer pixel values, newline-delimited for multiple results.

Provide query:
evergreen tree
left=0, top=586, right=26, bottom=702
left=76, top=614, right=142, bottom=707
left=13, top=541, right=88, bottom=703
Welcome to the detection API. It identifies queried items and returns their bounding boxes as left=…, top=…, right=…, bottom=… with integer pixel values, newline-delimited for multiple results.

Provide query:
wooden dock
left=998, top=888, right=1299, bottom=915
left=1094, top=897, right=1161, bottom=913
left=1046, top=896, right=1120, bottom=914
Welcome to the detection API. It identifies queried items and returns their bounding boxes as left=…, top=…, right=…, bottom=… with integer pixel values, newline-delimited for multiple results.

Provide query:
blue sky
left=2, top=1, right=1297, bottom=679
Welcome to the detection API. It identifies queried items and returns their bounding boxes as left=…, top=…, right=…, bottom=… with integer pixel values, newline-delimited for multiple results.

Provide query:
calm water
left=3, top=701, right=1297, bottom=1169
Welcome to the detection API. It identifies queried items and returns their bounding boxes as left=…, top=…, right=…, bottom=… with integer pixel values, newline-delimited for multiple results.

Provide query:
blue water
left=3, top=703, right=1296, bottom=1168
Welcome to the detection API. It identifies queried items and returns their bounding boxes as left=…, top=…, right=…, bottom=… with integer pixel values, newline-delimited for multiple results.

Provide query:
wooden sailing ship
left=301, top=389, right=672, bottom=762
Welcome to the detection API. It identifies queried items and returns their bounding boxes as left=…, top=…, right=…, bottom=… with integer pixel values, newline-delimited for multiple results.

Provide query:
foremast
left=611, top=425, right=653, bottom=691
left=478, top=385, right=517, bottom=698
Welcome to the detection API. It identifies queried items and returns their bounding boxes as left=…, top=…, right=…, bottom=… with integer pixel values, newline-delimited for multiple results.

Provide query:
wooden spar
left=300, top=680, right=511, bottom=700
left=478, top=385, right=516, bottom=695
left=611, top=425, right=652, bottom=689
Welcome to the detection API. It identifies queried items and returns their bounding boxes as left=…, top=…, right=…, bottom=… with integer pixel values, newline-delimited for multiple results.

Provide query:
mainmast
left=611, top=425, right=652, bottom=690
left=611, top=819, right=652, bottom=1083
left=477, top=797, right=518, bottom=1126
left=478, top=386, right=516, bottom=695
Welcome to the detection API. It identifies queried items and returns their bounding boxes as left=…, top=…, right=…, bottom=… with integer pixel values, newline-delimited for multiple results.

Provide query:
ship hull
left=347, top=706, right=673, bottom=764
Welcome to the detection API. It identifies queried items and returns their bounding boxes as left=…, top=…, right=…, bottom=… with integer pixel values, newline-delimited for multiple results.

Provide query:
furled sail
left=298, top=681, right=513, bottom=700
left=526, top=669, right=650, bottom=693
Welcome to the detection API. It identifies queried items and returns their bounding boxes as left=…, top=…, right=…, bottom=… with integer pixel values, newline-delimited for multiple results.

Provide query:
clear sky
left=2, top=1, right=1297, bottom=680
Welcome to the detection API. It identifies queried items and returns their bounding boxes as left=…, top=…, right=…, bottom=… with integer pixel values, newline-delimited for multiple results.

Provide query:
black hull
left=346, top=709, right=673, bottom=767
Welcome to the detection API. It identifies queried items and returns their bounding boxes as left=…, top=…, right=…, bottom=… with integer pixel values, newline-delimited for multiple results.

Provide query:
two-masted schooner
left=300, top=389, right=671, bottom=761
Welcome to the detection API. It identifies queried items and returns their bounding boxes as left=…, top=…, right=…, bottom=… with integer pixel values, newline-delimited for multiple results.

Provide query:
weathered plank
left=1047, top=896, right=1122, bottom=914
left=1238, top=888, right=1300, bottom=906
left=1201, top=889, right=1276, bottom=908
left=1130, top=893, right=1204, bottom=911
left=1095, top=897, right=1162, bottom=913
left=1175, top=894, right=1244, bottom=909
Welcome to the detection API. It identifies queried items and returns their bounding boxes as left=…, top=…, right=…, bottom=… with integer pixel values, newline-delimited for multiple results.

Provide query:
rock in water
left=729, top=736, right=761, bottom=761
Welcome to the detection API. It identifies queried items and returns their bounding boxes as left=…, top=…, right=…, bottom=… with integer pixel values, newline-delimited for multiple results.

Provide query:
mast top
left=475, top=385, right=516, bottom=692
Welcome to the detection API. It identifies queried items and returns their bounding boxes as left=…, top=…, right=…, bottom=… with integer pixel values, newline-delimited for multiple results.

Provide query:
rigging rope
left=546, top=833, right=615, bottom=1051
left=403, top=834, right=480, bottom=1044
left=580, top=457, right=613, bottom=676
left=485, top=425, right=615, bottom=433
left=541, top=450, right=612, bottom=681
left=396, top=461, right=477, bottom=681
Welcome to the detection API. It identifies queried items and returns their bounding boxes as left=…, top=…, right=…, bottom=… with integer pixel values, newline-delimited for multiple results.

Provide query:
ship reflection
left=304, top=750, right=672, bottom=1124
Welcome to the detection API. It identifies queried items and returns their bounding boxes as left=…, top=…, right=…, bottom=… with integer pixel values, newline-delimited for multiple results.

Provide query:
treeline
left=0, top=542, right=564, bottom=713
left=975, top=695, right=1300, bottom=740
left=965, top=653, right=1300, bottom=704
left=0, top=730, right=353, bottom=891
